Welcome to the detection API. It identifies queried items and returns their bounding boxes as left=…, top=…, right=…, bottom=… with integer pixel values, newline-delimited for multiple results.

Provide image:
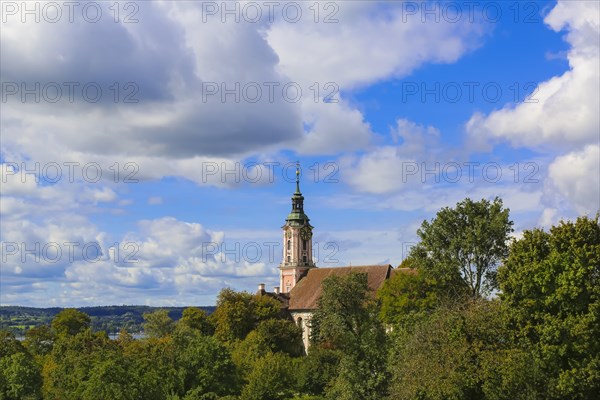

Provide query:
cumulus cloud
left=1, top=1, right=486, bottom=172
left=2, top=212, right=279, bottom=306
left=342, top=119, right=447, bottom=194
left=297, top=100, right=373, bottom=154
left=1, top=1, right=302, bottom=165
left=266, top=2, right=485, bottom=89
left=267, top=2, right=486, bottom=154
left=0, top=165, right=278, bottom=305
left=466, top=0, right=599, bottom=151
left=547, top=144, right=600, bottom=214
left=463, top=0, right=599, bottom=220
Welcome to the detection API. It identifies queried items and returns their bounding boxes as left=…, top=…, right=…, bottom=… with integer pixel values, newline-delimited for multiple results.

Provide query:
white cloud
left=466, top=0, right=599, bottom=151
left=547, top=144, right=600, bottom=214
left=538, top=207, right=560, bottom=228
left=266, top=2, right=485, bottom=90
left=462, top=0, right=599, bottom=220
left=342, top=119, right=447, bottom=194
left=82, top=187, right=117, bottom=203
left=267, top=2, right=486, bottom=154
left=297, top=100, right=373, bottom=154
left=1, top=1, right=486, bottom=171
left=0, top=166, right=281, bottom=305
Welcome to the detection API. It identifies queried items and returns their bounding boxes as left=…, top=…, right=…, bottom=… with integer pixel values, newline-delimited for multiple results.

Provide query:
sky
left=0, top=0, right=598, bottom=307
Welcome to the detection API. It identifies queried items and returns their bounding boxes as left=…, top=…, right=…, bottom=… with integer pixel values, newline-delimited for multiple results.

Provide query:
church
left=257, top=165, right=400, bottom=351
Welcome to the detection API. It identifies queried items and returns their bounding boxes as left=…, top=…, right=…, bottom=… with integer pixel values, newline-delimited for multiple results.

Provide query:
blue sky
left=1, top=0, right=598, bottom=307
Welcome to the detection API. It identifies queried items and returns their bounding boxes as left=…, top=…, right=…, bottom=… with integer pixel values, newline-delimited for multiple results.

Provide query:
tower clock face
left=300, top=227, right=312, bottom=240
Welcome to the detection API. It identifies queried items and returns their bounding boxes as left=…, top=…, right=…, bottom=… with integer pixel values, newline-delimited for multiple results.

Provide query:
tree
left=232, top=319, right=303, bottom=379
left=377, top=261, right=438, bottom=326
left=79, top=354, right=134, bottom=400
left=42, top=330, right=118, bottom=400
left=387, top=300, right=539, bottom=400
left=311, top=273, right=388, bottom=400
left=498, top=216, right=600, bottom=399
left=0, top=352, right=43, bottom=400
left=0, top=330, right=43, bottom=400
left=296, top=347, right=342, bottom=396
left=51, top=309, right=91, bottom=337
left=0, top=330, right=26, bottom=359
left=121, top=336, right=179, bottom=399
left=211, top=288, right=281, bottom=342
left=143, top=310, right=175, bottom=339
left=240, top=352, right=297, bottom=400
left=409, top=197, right=513, bottom=298
left=251, top=319, right=304, bottom=357
left=172, top=330, right=239, bottom=398
left=24, top=325, right=56, bottom=356
left=179, top=307, right=212, bottom=335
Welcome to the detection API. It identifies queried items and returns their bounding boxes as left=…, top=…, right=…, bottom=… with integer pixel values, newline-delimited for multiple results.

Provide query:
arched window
left=287, top=255, right=291, bottom=263
left=302, top=240, right=307, bottom=250
left=287, top=240, right=291, bottom=250
left=303, top=255, right=307, bottom=263
left=297, top=317, right=303, bottom=329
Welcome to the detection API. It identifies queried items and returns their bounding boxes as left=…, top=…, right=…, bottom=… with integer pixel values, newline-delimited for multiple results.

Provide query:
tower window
left=287, top=240, right=291, bottom=250
left=302, top=240, right=307, bottom=250
left=287, top=255, right=291, bottom=263
left=303, top=255, right=307, bottom=263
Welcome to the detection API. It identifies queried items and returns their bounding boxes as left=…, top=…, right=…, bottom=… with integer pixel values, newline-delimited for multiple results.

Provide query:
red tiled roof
left=288, top=265, right=392, bottom=310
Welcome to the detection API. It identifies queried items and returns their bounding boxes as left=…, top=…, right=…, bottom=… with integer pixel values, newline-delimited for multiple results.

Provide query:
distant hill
left=0, top=305, right=216, bottom=336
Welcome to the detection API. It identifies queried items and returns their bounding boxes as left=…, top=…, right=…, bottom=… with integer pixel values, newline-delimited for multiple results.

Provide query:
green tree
left=0, top=330, right=26, bottom=358
left=377, top=263, right=438, bottom=326
left=0, top=331, right=42, bottom=400
left=387, top=300, right=539, bottom=400
left=172, top=329, right=239, bottom=397
left=296, top=347, right=342, bottom=396
left=311, top=273, right=388, bottom=400
left=79, top=353, right=134, bottom=400
left=251, top=319, right=303, bottom=357
left=232, top=319, right=303, bottom=379
left=240, top=352, right=297, bottom=400
left=24, top=325, right=55, bottom=356
left=42, top=330, right=118, bottom=400
left=143, top=309, right=175, bottom=339
left=211, top=288, right=281, bottom=342
left=122, top=336, right=179, bottom=399
left=498, top=216, right=600, bottom=399
left=0, top=352, right=43, bottom=400
left=51, top=309, right=91, bottom=337
left=410, top=197, right=513, bottom=298
left=179, top=307, right=212, bottom=335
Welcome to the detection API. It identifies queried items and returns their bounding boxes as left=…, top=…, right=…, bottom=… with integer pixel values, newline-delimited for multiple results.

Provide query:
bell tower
left=279, top=163, right=315, bottom=294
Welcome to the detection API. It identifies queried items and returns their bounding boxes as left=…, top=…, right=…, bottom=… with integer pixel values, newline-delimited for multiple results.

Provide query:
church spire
left=280, top=161, right=315, bottom=294
left=287, top=162, right=309, bottom=225
left=295, top=161, right=301, bottom=194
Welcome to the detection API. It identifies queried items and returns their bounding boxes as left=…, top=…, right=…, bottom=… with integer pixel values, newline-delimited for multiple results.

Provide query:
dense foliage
left=409, top=197, right=513, bottom=299
left=1, top=200, right=598, bottom=399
